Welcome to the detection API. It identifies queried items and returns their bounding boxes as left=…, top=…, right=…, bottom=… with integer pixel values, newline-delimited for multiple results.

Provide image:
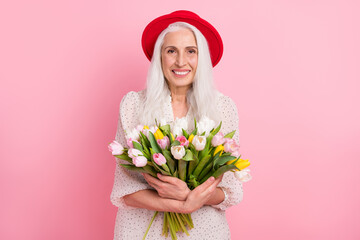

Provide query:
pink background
left=1, top=0, right=359, bottom=239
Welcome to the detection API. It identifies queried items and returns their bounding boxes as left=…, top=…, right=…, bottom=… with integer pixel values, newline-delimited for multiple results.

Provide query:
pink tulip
left=153, top=153, right=167, bottom=166
left=108, top=140, right=124, bottom=155
left=224, top=138, right=240, bottom=153
left=211, top=132, right=225, bottom=147
left=157, top=136, right=170, bottom=149
left=132, top=156, right=147, bottom=167
left=176, top=136, right=189, bottom=147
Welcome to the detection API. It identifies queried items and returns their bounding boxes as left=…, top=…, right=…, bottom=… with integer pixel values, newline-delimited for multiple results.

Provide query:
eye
left=167, top=49, right=175, bottom=54
left=188, top=49, right=197, bottom=54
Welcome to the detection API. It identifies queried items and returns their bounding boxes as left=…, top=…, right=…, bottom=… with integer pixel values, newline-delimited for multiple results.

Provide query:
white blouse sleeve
left=211, top=94, right=244, bottom=211
left=110, top=91, right=151, bottom=209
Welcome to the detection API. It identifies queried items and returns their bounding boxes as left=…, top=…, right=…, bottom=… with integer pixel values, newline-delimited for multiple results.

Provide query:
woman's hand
left=143, top=173, right=191, bottom=201
left=181, top=175, right=223, bottom=214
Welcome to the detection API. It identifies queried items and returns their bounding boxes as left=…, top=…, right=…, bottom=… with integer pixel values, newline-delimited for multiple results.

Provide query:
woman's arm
left=142, top=173, right=225, bottom=206
left=124, top=176, right=223, bottom=214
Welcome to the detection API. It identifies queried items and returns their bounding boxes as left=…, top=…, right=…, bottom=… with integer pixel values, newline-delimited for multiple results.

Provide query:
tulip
left=176, top=136, right=189, bottom=147
left=132, top=156, right=147, bottom=167
left=171, top=145, right=186, bottom=160
left=224, top=138, right=240, bottom=153
left=108, top=140, right=124, bottom=155
left=192, top=135, right=206, bottom=151
left=128, top=148, right=143, bottom=159
left=214, top=145, right=224, bottom=156
left=227, top=159, right=250, bottom=170
left=153, top=153, right=167, bottom=165
left=154, top=128, right=165, bottom=140
left=211, top=132, right=225, bottom=147
left=126, top=128, right=140, bottom=141
left=197, top=116, right=216, bottom=137
left=188, top=134, right=194, bottom=143
left=234, top=169, right=252, bottom=182
left=157, top=136, right=170, bottom=149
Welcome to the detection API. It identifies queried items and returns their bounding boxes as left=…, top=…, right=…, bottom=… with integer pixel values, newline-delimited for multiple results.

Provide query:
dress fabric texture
left=111, top=90, right=243, bottom=240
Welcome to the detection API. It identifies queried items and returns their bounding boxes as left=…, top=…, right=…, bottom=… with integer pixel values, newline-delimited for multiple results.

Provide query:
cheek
left=189, top=56, right=198, bottom=70
left=162, top=55, right=175, bottom=69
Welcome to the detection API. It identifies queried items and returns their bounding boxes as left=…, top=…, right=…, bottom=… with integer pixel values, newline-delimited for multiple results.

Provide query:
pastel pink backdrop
left=1, top=0, right=359, bottom=239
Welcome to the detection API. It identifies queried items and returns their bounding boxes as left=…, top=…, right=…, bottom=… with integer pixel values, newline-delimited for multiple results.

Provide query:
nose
left=176, top=52, right=186, bottom=67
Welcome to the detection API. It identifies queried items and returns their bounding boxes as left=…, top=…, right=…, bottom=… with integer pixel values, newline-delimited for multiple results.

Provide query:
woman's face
left=161, top=28, right=198, bottom=91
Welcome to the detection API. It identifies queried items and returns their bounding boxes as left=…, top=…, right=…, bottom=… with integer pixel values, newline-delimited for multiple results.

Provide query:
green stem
left=143, top=211, right=158, bottom=240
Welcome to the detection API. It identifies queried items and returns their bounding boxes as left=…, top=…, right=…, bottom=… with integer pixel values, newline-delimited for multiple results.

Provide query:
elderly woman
left=111, top=10, right=243, bottom=239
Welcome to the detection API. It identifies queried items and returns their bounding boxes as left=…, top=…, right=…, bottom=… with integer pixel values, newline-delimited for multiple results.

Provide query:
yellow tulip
left=227, top=159, right=250, bottom=171
left=143, top=125, right=149, bottom=130
left=188, top=134, right=194, bottom=143
left=214, top=145, right=224, bottom=156
left=154, top=129, right=164, bottom=140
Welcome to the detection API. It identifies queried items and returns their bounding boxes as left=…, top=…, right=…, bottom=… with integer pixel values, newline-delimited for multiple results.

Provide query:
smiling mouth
left=172, top=70, right=191, bottom=77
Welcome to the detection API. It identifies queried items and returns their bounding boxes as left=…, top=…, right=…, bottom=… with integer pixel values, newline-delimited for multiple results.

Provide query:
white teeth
left=173, top=70, right=190, bottom=75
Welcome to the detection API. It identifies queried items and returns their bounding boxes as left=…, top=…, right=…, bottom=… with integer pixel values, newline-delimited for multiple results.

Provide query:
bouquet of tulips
left=109, top=117, right=251, bottom=240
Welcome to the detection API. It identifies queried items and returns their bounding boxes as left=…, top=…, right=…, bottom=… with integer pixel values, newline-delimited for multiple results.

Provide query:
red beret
left=141, top=10, right=223, bottom=67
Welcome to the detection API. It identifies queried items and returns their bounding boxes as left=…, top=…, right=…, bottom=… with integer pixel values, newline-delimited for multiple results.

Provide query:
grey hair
left=139, top=22, right=220, bottom=125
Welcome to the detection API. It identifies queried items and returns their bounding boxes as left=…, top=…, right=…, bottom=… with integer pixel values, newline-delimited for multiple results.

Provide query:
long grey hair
left=139, top=22, right=220, bottom=125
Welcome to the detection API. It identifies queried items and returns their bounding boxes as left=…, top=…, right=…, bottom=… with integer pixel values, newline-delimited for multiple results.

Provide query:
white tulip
left=126, top=128, right=140, bottom=141
left=128, top=148, right=143, bottom=159
left=197, top=116, right=216, bottom=137
left=234, top=169, right=252, bottom=182
left=192, top=135, right=206, bottom=151
left=172, top=117, right=188, bottom=137
left=171, top=145, right=186, bottom=160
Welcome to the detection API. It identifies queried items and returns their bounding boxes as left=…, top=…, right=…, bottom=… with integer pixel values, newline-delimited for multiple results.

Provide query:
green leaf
left=187, top=152, right=198, bottom=178
left=162, top=150, right=175, bottom=174
left=210, top=121, right=222, bottom=136
left=212, top=164, right=238, bottom=178
left=182, top=129, right=189, bottom=138
left=214, top=155, right=237, bottom=169
left=178, top=159, right=187, bottom=181
left=159, top=124, right=171, bottom=133
left=198, top=161, right=214, bottom=180
left=114, top=153, right=132, bottom=161
left=120, top=164, right=148, bottom=173
left=224, top=130, right=236, bottom=139
left=148, top=132, right=162, bottom=153
left=132, top=141, right=143, bottom=151
left=192, top=155, right=211, bottom=177
left=181, top=149, right=194, bottom=161
left=191, top=128, right=197, bottom=135
left=188, top=174, right=199, bottom=189
left=139, top=131, right=151, bottom=148
left=171, top=140, right=181, bottom=147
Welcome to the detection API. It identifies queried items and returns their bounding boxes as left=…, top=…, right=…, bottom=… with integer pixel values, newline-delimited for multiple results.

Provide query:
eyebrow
left=163, top=46, right=198, bottom=49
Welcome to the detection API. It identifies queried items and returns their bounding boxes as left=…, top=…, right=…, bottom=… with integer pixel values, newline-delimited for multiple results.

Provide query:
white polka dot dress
left=110, top=90, right=243, bottom=240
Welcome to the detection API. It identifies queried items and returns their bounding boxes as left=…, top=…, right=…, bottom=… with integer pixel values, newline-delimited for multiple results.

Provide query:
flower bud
left=176, top=136, right=189, bottom=147
left=154, top=128, right=165, bottom=140
left=211, top=132, right=225, bottom=147
left=192, top=135, right=206, bottom=151
left=157, top=136, right=170, bottom=149
left=171, top=145, right=186, bottom=160
left=128, top=148, right=143, bottom=159
left=108, top=141, right=124, bottom=155
left=153, top=153, right=167, bottom=165
left=234, top=169, right=252, bottom=182
left=132, top=156, right=147, bottom=167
